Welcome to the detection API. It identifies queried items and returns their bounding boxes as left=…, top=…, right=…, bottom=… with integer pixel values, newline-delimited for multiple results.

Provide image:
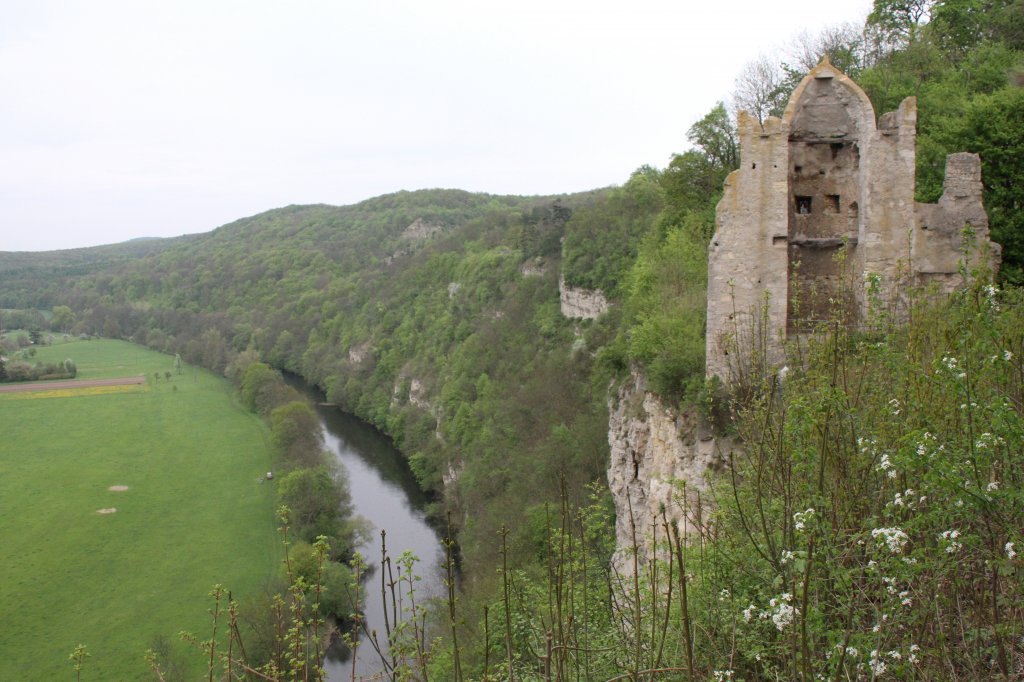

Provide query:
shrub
left=269, top=401, right=323, bottom=470
left=277, top=466, right=353, bottom=555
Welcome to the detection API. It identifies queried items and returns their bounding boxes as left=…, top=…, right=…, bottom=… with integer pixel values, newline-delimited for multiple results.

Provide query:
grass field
left=0, top=338, right=279, bottom=680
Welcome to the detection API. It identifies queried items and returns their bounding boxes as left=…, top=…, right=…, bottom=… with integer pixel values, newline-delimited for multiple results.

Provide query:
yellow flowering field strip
left=0, top=383, right=148, bottom=401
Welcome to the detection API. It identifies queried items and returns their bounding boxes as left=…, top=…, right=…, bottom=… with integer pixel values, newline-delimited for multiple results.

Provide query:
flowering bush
left=681, top=280, right=1024, bottom=679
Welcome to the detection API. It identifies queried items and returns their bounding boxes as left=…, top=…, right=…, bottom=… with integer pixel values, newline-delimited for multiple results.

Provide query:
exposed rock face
left=401, top=217, right=444, bottom=242
left=520, top=257, right=547, bottom=277
left=559, top=277, right=609, bottom=319
left=607, top=372, right=729, bottom=575
left=408, top=378, right=431, bottom=411
left=706, top=59, right=999, bottom=385
left=442, top=461, right=463, bottom=487
left=347, top=342, right=372, bottom=365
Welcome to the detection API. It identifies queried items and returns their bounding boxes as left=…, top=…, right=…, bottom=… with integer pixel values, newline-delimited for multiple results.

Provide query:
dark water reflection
left=285, top=379, right=444, bottom=680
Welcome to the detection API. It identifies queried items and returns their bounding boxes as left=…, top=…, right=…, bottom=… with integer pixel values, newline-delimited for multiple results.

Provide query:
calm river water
left=296, top=392, right=445, bottom=680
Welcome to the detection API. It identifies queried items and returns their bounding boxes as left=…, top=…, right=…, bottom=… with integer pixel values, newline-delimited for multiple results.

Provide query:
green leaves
left=623, top=227, right=708, bottom=402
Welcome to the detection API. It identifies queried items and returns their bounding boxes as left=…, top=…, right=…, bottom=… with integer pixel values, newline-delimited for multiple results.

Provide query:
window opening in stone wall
left=826, top=194, right=840, bottom=213
left=794, top=165, right=802, bottom=174
left=830, top=142, right=843, bottom=159
left=796, top=196, right=812, bottom=214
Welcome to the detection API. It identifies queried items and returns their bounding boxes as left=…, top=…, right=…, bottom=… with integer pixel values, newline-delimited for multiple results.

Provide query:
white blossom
left=769, top=592, right=797, bottom=631
left=976, top=433, right=1005, bottom=450
left=772, top=603, right=796, bottom=631
left=793, top=508, right=815, bottom=532
left=940, top=529, right=963, bottom=554
left=870, top=650, right=887, bottom=676
left=1006, top=542, right=1016, bottom=560
left=984, top=284, right=1000, bottom=310
left=872, top=527, right=909, bottom=554
left=891, top=488, right=917, bottom=508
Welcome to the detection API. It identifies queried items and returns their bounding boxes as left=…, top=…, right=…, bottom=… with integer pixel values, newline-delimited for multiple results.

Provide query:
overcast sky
left=1, top=0, right=872, bottom=252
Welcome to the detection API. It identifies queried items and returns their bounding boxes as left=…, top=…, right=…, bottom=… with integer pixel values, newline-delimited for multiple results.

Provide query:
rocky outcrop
left=408, top=378, right=431, bottom=411
left=401, top=218, right=444, bottom=242
left=390, top=376, right=444, bottom=441
left=520, top=257, right=547, bottom=277
left=559, top=278, right=609, bottom=319
left=607, top=371, right=729, bottom=575
left=384, top=219, right=446, bottom=263
left=347, top=342, right=372, bottom=365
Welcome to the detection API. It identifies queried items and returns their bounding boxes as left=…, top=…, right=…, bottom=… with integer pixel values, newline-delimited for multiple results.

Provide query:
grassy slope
left=0, top=339, right=277, bottom=680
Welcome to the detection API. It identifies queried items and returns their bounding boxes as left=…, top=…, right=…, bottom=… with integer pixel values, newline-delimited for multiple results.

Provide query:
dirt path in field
left=0, top=375, right=146, bottom=393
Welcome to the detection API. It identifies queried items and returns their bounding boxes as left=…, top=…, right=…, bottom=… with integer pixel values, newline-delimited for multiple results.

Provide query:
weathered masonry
left=706, top=58, right=999, bottom=383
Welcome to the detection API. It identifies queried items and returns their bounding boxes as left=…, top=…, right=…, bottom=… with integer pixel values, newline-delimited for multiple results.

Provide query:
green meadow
left=0, top=338, right=278, bottom=680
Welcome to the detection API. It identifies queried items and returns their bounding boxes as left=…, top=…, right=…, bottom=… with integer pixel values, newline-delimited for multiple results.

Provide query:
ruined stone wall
left=860, top=97, right=918, bottom=313
left=706, top=59, right=998, bottom=386
left=705, top=113, right=789, bottom=383
left=913, top=152, right=998, bottom=288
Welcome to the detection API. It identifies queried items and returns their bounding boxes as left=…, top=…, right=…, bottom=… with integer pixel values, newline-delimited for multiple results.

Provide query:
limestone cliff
left=606, top=371, right=729, bottom=574
left=559, top=277, right=609, bottom=319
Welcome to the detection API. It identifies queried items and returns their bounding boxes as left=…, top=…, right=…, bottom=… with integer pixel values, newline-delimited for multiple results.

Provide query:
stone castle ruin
left=706, top=58, right=999, bottom=383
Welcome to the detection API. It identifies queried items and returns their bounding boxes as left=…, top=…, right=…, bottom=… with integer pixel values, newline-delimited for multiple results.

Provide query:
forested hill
left=0, top=189, right=596, bottom=311
left=0, top=184, right=666, bottom=575
left=0, top=234, right=200, bottom=300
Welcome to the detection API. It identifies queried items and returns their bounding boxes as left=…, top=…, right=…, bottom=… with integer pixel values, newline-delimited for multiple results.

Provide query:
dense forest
left=2, top=0, right=1023, bottom=678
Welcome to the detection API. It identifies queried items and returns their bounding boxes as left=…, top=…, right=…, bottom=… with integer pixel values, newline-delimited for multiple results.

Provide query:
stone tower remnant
left=706, top=58, right=999, bottom=384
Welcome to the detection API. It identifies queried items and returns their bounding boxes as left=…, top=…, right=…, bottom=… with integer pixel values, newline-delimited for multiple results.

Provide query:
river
left=305, top=399, right=445, bottom=680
